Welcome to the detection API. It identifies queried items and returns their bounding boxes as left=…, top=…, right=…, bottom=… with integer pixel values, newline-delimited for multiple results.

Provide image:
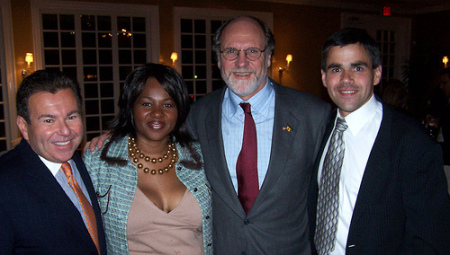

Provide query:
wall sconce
left=443, top=56, right=448, bottom=68
left=278, top=54, right=293, bottom=83
left=22, top=53, right=34, bottom=78
left=170, top=52, right=178, bottom=65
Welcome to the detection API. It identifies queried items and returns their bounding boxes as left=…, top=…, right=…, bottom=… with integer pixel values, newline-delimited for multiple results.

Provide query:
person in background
left=308, top=28, right=450, bottom=255
left=83, top=63, right=212, bottom=255
left=381, top=78, right=409, bottom=113
left=0, top=70, right=107, bottom=254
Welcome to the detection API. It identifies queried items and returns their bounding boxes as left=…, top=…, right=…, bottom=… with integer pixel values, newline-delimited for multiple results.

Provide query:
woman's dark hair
left=101, top=63, right=198, bottom=166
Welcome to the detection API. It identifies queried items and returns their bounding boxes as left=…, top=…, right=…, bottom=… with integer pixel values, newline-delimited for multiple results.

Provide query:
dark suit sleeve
left=0, top=206, right=14, bottom=254
left=401, top=138, right=450, bottom=254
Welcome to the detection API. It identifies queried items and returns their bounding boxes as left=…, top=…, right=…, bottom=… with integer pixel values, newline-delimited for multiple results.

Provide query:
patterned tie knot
left=240, top=103, right=251, bottom=114
left=335, top=117, right=348, bottom=133
left=61, top=162, right=73, bottom=179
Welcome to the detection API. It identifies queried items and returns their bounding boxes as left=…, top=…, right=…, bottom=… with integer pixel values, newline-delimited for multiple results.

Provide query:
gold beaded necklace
left=128, top=137, right=178, bottom=175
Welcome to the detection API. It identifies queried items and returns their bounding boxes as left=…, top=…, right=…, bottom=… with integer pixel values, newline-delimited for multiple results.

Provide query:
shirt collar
left=223, top=78, right=273, bottom=118
left=39, top=156, right=73, bottom=177
left=338, top=94, right=380, bottom=135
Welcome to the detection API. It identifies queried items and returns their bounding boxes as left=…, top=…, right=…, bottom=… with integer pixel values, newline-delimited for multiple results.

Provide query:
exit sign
left=383, top=6, right=391, bottom=16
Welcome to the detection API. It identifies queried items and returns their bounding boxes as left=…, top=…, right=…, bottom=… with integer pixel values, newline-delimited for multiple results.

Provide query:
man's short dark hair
left=321, top=28, right=381, bottom=71
left=212, top=15, right=275, bottom=60
left=16, top=70, right=82, bottom=123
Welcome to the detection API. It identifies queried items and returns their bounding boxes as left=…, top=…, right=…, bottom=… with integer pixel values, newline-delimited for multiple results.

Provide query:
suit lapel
left=250, top=82, right=300, bottom=212
left=19, top=140, right=96, bottom=249
left=204, top=89, right=245, bottom=216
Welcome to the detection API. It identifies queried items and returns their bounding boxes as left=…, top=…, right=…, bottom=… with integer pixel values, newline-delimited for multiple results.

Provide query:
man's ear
left=266, top=54, right=272, bottom=68
left=16, top=116, right=29, bottom=141
left=321, top=70, right=328, bottom=88
left=373, top=65, right=382, bottom=86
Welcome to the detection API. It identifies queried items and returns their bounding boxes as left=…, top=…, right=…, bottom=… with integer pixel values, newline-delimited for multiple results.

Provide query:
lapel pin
left=282, top=125, right=291, bottom=132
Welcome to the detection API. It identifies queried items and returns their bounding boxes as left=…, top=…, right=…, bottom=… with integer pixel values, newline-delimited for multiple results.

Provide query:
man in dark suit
left=187, top=16, right=331, bottom=254
left=0, top=70, right=107, bottom=254
left=308, top=28, right=450, bottom=255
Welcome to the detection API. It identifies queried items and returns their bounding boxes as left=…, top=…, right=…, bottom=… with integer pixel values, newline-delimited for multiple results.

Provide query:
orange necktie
left=61, top=162, right=100, bottom=254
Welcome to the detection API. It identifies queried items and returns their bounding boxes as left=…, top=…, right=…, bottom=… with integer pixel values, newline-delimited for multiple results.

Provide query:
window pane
left=85, top=100, right=99, bottom=114
left=195, top=66, right=206, bottom=79
left=81, top=15, right=96, bottom=31
left=83, top=50, right=97, bottom=65
left=182, top=66, right=193, bottom=79
left=195, top=50, right=206, bottom=64
left=117, top=16, right=131, bottom=31
left=181, top=19, right=192, bottom=33
left=212, top=65, right=221, bottom=79
left=134, top=50, right=147, bottom=64
left=44, top=50, right=60, bottom=65
left=101, top=83, right=114, bottom=97
left=182, top=50, right=193, bottom=64
left=62, top=50, right=76, bottom=65
left=133, top=17, right=145, bottom=32
left=181, top=35, right=193, bottom=48
left=99, top=50, right=112, bottom=64
left=82, top=32, right=96, bottom=47
left=99, top=66, right=113, bottom=81
left=98, top=33, right=112, bottom=48
left=196, top=81, right=207, bottom=94
left=0, top=140, right=6, bottom=152
left=43, top=32, right=59, bottom=47
left=195, top=35, right=206, bottom=48
left=118, top=34, right=131, bottom=48
left=97, top=16, right=111, bottom=31
left=133, top=34, right=146, bottom=48
left=84, top=67, right=98, bottom=81
left=194, top=20, right=205, bottom=33
left=119, top=66, right=132, bottom=80
left=185, top=80, right=193, bottom=94
left=85, top=83, right=99, bottom=98
left=61, top=32, right=76, bottom=47
left=86, top=116, right=100, bottom=130
left=60, top=14, right=75, bottom=30
left=62, top=67, right=77, bottom=81
left=42, top=14, right=58, bottom=29
left=101, top=99, right=115, bottom=114
left=211, top=20, right=222, bottom=33
left=119, top=50, right=131, bottom=64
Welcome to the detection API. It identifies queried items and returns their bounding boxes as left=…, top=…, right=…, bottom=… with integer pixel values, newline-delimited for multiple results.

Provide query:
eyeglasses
left=220, top=47, right=266, bottom=61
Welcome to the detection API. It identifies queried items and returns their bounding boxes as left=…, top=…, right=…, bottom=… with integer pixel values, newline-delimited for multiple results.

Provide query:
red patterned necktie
left=61, top=162, right=100, bottom=254
left=236, top=103, right=259, bottom=214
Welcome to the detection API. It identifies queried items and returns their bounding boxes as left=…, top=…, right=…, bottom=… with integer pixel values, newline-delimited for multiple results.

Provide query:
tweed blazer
left=83, top=135, right=213, bottom=255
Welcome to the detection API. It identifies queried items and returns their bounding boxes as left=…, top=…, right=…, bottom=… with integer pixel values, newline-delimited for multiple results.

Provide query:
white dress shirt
left=222, top=79, right=275, bottom=192
left=318, top=95, right=383, bottom=254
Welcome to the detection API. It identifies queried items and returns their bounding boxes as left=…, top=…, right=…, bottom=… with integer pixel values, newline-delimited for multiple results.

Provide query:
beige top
left=127, top=187, right=204, bottom=255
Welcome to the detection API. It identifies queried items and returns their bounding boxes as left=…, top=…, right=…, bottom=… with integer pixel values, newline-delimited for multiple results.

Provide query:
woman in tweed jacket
left=83, top=63, right=212, bottom=254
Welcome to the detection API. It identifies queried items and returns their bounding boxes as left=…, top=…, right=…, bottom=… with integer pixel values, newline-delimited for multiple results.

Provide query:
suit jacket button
left=244, top=219, right=250, bottom=225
